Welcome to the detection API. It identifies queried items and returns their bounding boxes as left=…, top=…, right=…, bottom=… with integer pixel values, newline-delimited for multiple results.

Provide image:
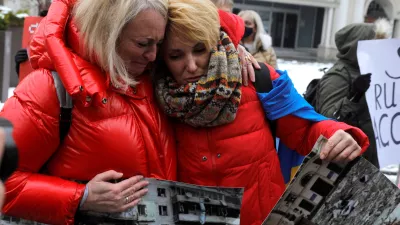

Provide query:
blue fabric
left=257, top=70, right=331, bottom=183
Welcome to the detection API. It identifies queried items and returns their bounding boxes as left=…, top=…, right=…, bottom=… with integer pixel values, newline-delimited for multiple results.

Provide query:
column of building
left=318, top=0, right=366, bottom=61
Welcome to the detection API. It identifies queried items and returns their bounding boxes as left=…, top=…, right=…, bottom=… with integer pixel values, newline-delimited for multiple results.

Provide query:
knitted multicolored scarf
left=156, top=31, right=242, bottom=127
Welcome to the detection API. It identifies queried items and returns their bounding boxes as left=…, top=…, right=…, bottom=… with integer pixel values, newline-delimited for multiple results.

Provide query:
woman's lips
left=186, top=75, right=206, bottom=83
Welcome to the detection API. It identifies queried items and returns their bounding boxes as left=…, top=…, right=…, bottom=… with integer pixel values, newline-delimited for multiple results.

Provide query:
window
left=298, top=199, right=315, bottom=212
left=313, top=158, right=322, bottom=165
left=327, top=163, right=343, bottom=174
left=300, top=173, right=313, bottom=187
left=310, top=178, right=334, bottom=197
left=138, top=205, right=146, bottom=216
left=159, top=205, right=168, bottom=216
left=158, top=188, right=166, bottom=197
left=179, top=203, right=185, bottom=213
left=285, top=193, right=297, bottom=203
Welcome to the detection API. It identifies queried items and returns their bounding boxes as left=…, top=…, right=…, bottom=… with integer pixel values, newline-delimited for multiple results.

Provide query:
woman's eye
left=194, top=48, right=206, bottom=53
left=137, top=42, right=148, bottom=47
left=169, top=55, right=181, bottom=60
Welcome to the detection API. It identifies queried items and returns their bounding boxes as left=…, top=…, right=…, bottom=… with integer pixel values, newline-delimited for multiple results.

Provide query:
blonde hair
left=167, top=0, right=220, bottom=51
left=73, top=0, right=168, bottom=88
left=238, top=10, right=270, bottom=50
left=210, top=0, right=233, bottom=10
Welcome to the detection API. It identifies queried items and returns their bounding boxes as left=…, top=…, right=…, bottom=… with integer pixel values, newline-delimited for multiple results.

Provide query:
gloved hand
left=14, top=48, right=28, bottom=76
left=349, top=73, right=371, bottom=102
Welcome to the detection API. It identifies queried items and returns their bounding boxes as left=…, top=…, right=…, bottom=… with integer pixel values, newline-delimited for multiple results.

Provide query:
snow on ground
left=277, top=59, right=333, bottom=95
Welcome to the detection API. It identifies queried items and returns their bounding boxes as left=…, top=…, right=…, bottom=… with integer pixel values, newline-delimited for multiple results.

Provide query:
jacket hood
left=218, top=10, right=245, bottom=48
left=335, top=23, right=375, bottom=66
left=28, top=0, right=108, bottom=107
left=256, top=33, right=272, bottom=53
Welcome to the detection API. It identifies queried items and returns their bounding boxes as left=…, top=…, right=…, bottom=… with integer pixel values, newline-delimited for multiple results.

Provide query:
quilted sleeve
left=276, top=115, right=369, bottom=156
left=0, top=69, right=85, bottom=225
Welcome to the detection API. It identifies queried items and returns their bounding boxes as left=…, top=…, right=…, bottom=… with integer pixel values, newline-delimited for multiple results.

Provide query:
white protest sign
left=357, top=39, right=400, bottom=168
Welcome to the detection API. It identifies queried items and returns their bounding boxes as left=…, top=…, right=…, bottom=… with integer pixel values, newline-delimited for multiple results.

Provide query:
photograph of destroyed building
left=112, top=178, right=243, bottom=225
left=263, top=136, right=400, bottom=225
left=0, top=179, right=243, bottom=225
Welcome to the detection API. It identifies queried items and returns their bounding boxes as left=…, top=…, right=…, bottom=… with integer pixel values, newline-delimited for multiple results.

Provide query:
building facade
left=265, top=150, right=347, bottom=225
left=111, top=179, right=242, bottom=225
left=2, top=0, right=399, bottom=60
left=234, top=0, right=400, bottom=60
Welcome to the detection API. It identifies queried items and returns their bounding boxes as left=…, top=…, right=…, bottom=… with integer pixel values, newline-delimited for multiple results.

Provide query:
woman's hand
left=320, top=130, right=362, bottom=164
left=80, top=170, right=148, bottom=213
left=237, top=45, right=260, bottom=86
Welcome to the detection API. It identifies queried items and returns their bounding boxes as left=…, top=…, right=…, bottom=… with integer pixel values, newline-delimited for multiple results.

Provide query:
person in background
left=316, top=19, right=392, bottom=169
left=239, top=10, right=278, bottom=69
left=210, top=0, right=233, bottom=13
left=211, top=0, right=259, bottom=85
left=14, top=10, right=48, bottom=77
left=155, top=0, right=369, bottom=224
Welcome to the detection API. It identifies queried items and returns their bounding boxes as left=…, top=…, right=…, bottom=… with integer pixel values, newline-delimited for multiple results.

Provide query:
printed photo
left=263, top=136, right=400, bottom=225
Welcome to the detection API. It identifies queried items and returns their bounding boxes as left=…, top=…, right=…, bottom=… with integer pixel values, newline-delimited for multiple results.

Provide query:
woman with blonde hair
left=239, top=10, right=278, bottom=69
left=155, top=0, right=369, bottom=224
left=0, top=0, right=176, bottom=224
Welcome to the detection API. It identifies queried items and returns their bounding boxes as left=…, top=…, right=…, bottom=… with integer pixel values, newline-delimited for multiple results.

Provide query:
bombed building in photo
left=265, top=150, right=347, bottom=225
left=264, top=140, right=400, bottom=225
left=114, top=179, right=243, bottom=225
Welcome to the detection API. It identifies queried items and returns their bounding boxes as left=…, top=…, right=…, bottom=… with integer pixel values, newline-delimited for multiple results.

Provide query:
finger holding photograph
left=320, top=130, right=362, bottom=163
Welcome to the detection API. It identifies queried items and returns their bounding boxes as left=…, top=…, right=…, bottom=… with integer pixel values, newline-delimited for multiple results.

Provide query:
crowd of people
left=0, top=0, right=389, bottom=224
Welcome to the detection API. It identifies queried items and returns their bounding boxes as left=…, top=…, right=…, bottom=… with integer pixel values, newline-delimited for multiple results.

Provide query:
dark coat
left=316, top=23, right=380, bottom=168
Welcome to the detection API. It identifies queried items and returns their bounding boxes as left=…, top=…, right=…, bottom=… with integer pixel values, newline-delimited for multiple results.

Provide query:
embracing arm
left=0, top=70, right=85, bottom=225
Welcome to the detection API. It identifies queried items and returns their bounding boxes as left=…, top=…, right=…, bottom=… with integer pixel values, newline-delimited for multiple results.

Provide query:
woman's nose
left=186, top=56, right=198, bottom=73
left=143, top=45, right=157, bottom=62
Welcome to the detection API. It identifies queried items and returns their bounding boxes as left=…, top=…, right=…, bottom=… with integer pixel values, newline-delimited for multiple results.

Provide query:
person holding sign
left=154, top=1, right=369, bottom=224
left=316, top=19, right=392, bottom=169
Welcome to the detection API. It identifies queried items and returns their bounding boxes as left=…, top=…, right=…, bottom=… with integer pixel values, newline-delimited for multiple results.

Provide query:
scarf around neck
left=156, top=31, right=242, bottom=127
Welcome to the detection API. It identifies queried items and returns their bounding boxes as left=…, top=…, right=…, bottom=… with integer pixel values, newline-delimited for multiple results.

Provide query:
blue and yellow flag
left=257, top=70, right=330, bottom=185
left=277, top=141, right=304, bottom=184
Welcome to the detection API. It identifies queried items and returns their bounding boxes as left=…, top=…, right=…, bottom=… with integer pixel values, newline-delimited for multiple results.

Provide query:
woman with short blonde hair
left=167, top=0, right=220, bottom=51
left=155, top=0, right=369, bottom=224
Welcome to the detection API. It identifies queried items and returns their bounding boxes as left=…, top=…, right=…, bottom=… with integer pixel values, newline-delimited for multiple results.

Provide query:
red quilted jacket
left=0, top=1, right=176, bottom=224
left=175, top=11, right=370, bottom=225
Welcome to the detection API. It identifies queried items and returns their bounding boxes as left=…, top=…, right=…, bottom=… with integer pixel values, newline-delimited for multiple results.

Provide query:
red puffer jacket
left=0, top=1, right=176, bottom=224
left=174, top=68, right=369, bottom=225
left=174, top=11, right=369, bottom=225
